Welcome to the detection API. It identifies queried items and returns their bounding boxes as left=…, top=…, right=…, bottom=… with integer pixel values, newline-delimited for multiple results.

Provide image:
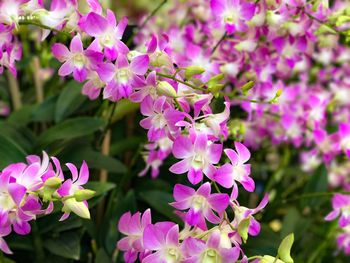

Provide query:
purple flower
left=210, top=0, right=255, bottom=34
left=171, top=183, right=229, bottom=230
left=182, top=230, right=240, bottom=263
left=142, top=224, right=182, bottom=263
left=214, top=142, right=255, bottom=193
left=169, top=133, right=222, bottom=184
left=52, top=34, right=103, bottom=82
left=97, top=54, right=149, bottom=101
left=325, top=194, right=350, bottom=227
left=80, top=11, right=129, bottom=61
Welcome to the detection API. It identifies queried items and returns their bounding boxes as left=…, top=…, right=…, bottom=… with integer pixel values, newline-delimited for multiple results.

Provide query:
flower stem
left=18, top=19, right=71, bottom=37
left=6, top=71, right=22, bottom=110
left=156, top=72, right=207, bottom=92
left=211, top=32, right=227, bottom=55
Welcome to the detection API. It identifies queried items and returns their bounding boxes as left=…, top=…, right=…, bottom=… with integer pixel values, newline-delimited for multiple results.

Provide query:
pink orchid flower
left=142, top=224, right=182, bottom=263
left=182, top=230, right=240, bottom=263
left=171, top=183, right=229, bottom=230
left=52, top=34, right=103, bottom=82
left=117, top=209, right=152, bottom=263
left=325, top=194, right=350, bottom=227
left=80, top=11, right=129, bottom=61
left=170, top=133, right=222, bottom=184
left=97, top=54, right=149, bottom=101
left=210, top=0, right=255, bottom=34
left=214, top=142, right=255, bottom=193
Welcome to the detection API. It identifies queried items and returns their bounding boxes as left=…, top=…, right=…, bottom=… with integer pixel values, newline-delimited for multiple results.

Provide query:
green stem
left=283, top=191, right=350, bottom=203
left=211, top=32, right=227, bottom=55
left=156, top=72, right=207, bottom=92
left=18, top=20, right=71, bottom=37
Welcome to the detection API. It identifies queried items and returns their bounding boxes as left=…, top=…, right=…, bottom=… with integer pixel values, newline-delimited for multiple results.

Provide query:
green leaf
left=138, top=190, right=181, bottom=224
left=7, top=105, right=35, bottom=125
left=0, top=134, right=26, bottom=169
left=0, top=121, right=35, bottom=152
left=37, top=117, right=106, bottom=146
left=302, top=164, right=328, bottom=208
left=85, top=182, right=116, bottom=196
left=111, top=99, right=139, bottom=122
left=95, top=248, right=111, bottom=263
left=278, top=233, right=294, bottom=263
left=61, top=149, right=127, bottom=173
left=32, top=96, right=57, bottom=122
left=281, top=207, right=300, bottom=239
left=55, top=81, right=86, bottom=122
left=44, top=232, right=81, bottom=260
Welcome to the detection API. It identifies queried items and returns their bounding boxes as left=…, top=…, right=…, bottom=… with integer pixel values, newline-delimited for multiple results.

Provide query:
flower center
left=73, top=53, right=86, bottom=68
left=116, top=68, right=131, bottom=84
left=0, top=191, right=16, bottom=211
left=192, top=195, right=207, bottom=211
left=192, top=153, right=206, bottom=169
left=100, top=33, right=115, bottom=47
left=201, top=248, right=221, bottom=263
left=165, top=247, right=181, bottom=262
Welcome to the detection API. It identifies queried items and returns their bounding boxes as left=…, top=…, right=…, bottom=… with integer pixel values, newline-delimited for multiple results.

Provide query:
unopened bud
left=74, top=189, right=96, bottom=202
left=241, top=81, right=255, bottom=95
left=157, top=81, right=177, bottom=98
left=184, top=66, right=205, bottom=80
left=63, top=198, right=91, bottom=219
left=44, top=177, right=62, bottom=189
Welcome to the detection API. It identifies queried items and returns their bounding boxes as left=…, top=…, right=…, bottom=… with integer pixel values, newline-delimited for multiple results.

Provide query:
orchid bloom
left=117, top=209, right=152, bottom=262
left=52, top=34, right=103, bottom=82
left=325, top=194, right=350, bottom=227
left=80, top=11, right=129, bottom=61
left=182, top=230, right=240, bottom=263
left=57, top=161, right=90, bottom=221
left=170, top=133, right=222, bottom=184
left=214, top=142, right=255, bottom=193
left=171, top=183, right=229, bottom=230
left=210, top=0, right=255, bottom=34
left=97, top=54, right=149, bottom=101
left=142, top=224, right=183, bottom=263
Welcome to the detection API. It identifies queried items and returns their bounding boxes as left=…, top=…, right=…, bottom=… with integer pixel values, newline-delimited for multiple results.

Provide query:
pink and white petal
left=115, top=39, right=129, bottom=55
left=106, top=9, right=117, bottom=28
left=59, top=212, right=70, bottom=221
left=188, top=168, right=203, bottom=185
left=58, top=61, right=74, bottom=76
left=70, top=35, right=83, bottom=53
left=210, top=0, right=225, bottom=15
left=147, top=34, right=157, bottom=53
left=221, top=247, right=240, bottom=263
left=66, top=163, right=79, bottom=182
left=234, top=142, right=250, bottom=163
left=97, top=62, right=116, bottom=82
left=207, top=230, right=221, bottom=248
left=143, top=224, right=163, bottom=250
left=172, top=136, right=193, bottom=159
left=51, top=43, right=70, bottom=62
left=118, top=212, right=132, bottom=234
left=166, top=225, right=179, bottom=246
left=224, top=149, right=239, bottom=166
left=208, top=193, right=229, bottom=213
left=0, top=237, right=12, bottom=254
left=169, top=159, right=190, bottom=174
left=248, top=217, right=261, bottom=236
left=142, top=251, right=164, bottom=263
left=214, top=164, right=234, bottom=188
left=173, top=184, right=195, bottom=201
left=253, top=194, right=269, bottom=213
left=240, top=176, right=255, bottom=192
left=196, top=182, right=211, bottom=197
left=76, top=161, right=89, bottom=186
left=194, top=133, right=208, bottom=153
left=141, top=209, right=152, bottom=227
left=73, top=68, right=88, bottom=82
left=13, top=220, right=31, bottom=235
left=115, top=17, right=128, bottom=39
left=325, top=210, right=339, bottom=221
left=8, top=183, right=27, bottom=206
left=208, top=143, right=223, bottom=164
left=131, top=54, right=150, bottom=76
left=204, top=208, right=221, bottom=224
left=84, top=12, right=108, bottom=36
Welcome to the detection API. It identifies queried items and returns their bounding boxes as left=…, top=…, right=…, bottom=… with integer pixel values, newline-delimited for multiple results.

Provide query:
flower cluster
left=325, top=194, right=350, bottom=254
left=0, top=152, right=94, bottom=254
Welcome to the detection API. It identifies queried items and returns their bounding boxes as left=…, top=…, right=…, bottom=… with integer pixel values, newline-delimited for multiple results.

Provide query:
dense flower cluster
left=0, top=152, right=93, bottom=254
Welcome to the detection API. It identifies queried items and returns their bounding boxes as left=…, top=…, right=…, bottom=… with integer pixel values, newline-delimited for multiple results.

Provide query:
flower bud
left=238, top=217, right=250, bottom=243
left=261, top=255, right=285, bottom=263
left=241, top=81, right=255, bottom=95
left=157, top=81, right=177, bottom=98
left=278, top=233, right=294, bottom=263
left=74, top=189, right=96, bottom=202
left=63, top=198, right=91, bottom=219
left=44, top=177, right=62, bottom=189
left=184, top=66, right=205, bottom=80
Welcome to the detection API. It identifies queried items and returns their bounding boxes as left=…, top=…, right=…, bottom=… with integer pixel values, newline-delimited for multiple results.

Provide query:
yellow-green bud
left=261, top=256, right=285, bottom=263
left=157, top=81, right=177, bottom=98
left=44, top=177, right=62, bottom=189
left=278, top=233, right=294, bottom=263
left=74, top=189, right=96, bottom=202
left=238, top=218, right=250, bottom=243
left=184, top=66, right=205, bottom=80
left=63, top=198, right=91, bottom=219
left=241, top=81, right=255, bottom=95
